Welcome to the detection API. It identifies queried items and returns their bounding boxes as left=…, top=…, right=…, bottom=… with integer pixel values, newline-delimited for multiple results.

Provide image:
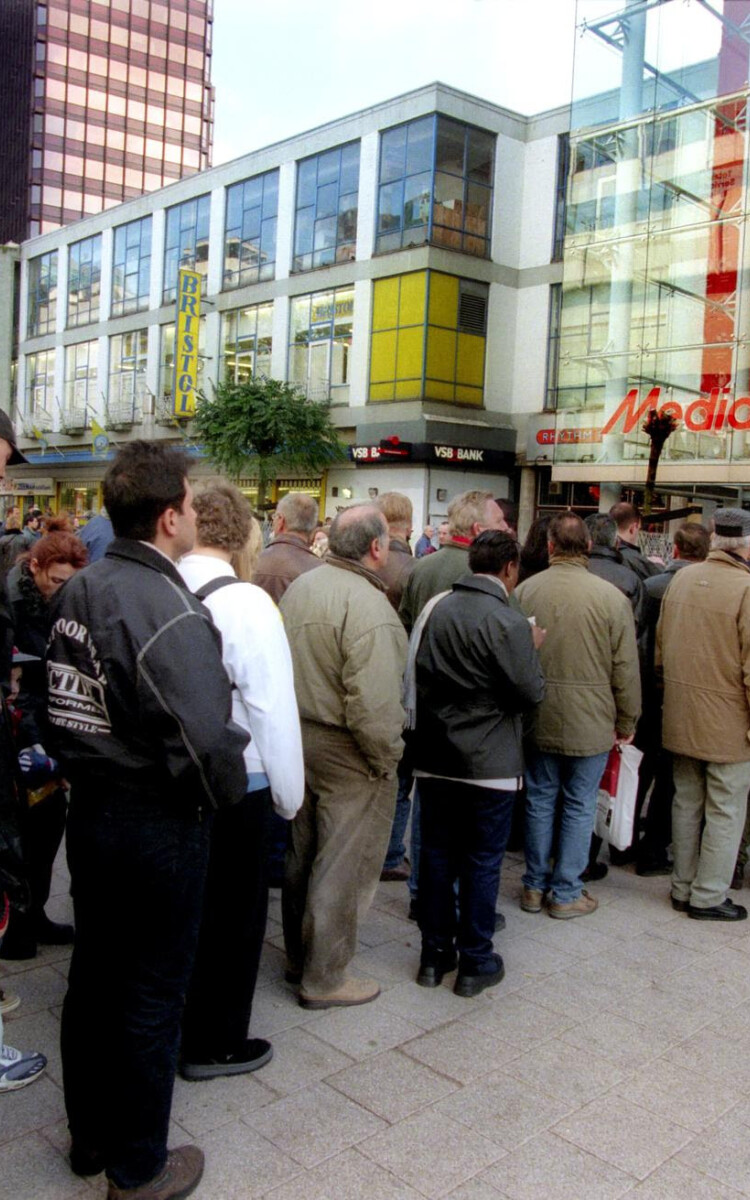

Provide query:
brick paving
left=3, top=849, right=750, bottom=1199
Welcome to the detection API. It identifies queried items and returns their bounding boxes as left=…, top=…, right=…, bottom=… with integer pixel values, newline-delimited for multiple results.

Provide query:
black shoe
left=454, top=953, right=505, bottom=998
left=34, top=917, right=75, bottom=946
left=69, top=1145, right=105, bottom=1177
left=688, top=899, right=748, bottom=922
left=582, top=862, right=608, bottom=883
left=609, top=847, right=637, bottom=867
left=180, top=1038, right=273, bottom=1080
left=671, top=896, right=690, bottom=912
left=416, top=952, right=457, bottom=988
left=494, top=911, right=506, bottom=933
left=636, top=861, right=672, bottom=878
left=0, top=932, right=36, bottom=960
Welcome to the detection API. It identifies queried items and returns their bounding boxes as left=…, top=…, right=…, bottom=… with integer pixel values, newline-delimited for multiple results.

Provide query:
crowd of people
left=1, top=411, right=749, bottom=1200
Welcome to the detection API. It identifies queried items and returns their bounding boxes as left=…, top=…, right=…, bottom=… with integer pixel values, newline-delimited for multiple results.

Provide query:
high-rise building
left=0, top=0, right=214, bottom=243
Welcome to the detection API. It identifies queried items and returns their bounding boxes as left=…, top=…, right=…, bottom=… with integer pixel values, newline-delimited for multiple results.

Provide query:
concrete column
left=276, top=161, right=295, bottom=280
left=206, top=185, right=225, bottom=295
left=517, top=465, right=537, bottom=543
left=271, top=295, right=289, bottom=379
left=99, top=228, right=114, bottom=322
left=149, top=209, right=166, bottom=311
left=356, top=131, right=378, bottom=262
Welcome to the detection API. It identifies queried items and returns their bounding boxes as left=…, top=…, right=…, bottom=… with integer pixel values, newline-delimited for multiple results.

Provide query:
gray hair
left=585, top=513, right=618, bottom=549
left=277, top=491, right=319, bottom=535
left=329, top=505, right=387, bottom=562
left=711, top=533, right=750, bottom=553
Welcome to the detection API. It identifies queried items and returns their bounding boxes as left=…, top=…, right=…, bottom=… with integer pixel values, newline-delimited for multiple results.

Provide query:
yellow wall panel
left=396, top=326, right=424, bottom=381
left=426, top=327, right=457, bottom=382
left=428, top=272, right=458, bottom=327
left=425, top=380, right=455, bottom=402
left=372, top=277, right=399, bottom=331
left=369, top=382, right=395, bottom=401
left=456, top=332, right=485, bottom=387
left=394, top=379, right=422, bottom=399
left=370, top=330, right=397, bottom=383
left=455, top=383, right=483, bottom=406
left=398, top=271, right=426, bottom=326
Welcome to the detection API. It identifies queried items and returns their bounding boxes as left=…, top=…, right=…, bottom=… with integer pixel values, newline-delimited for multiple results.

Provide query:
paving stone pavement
left=3, top=848, right=750, bottom=1200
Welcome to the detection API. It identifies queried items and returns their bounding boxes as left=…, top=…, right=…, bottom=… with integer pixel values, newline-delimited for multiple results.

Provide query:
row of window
left=26, top=114, right=497, bottom=337
left=24, top=270, right=489, bottom=420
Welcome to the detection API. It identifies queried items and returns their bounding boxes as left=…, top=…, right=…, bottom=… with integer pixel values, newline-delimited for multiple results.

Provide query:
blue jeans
left=419, top=778, right=514, bottom=974
left=62, top=791, right=211, bottom=1189
left=523, top=751, right=609, bottom=904
left=384, top=761, right=414, bottom=870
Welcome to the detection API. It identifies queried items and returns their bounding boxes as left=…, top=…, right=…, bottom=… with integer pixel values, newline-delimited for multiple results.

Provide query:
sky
left=210, top=0, right=587, bottom=166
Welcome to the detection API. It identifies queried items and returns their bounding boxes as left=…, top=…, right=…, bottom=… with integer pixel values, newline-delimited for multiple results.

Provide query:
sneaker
left=0, top=1044, right=47, bottom=1091
left=688, top=899, right=748, bottom=922
left=454, top=952, right=505, bottom=998
left=520, top=887, right=543, bottom=913
left=548, top=890, right=598, bottom=920
left=180, top=1038, right=273, bottom=1080
left=106, top=1145, right=204, bottom=1200
left=299, top=976, right=380, bottom=1010
left=0, top=988, right=20, bottom=1016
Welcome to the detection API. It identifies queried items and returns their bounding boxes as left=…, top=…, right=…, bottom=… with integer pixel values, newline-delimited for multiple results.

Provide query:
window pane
left=405, top=117, right=434, bottom=175
left=436, top=118, right=466, bottom=175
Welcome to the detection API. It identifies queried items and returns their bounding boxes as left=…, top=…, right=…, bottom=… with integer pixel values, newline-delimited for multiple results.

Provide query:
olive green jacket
left=515, top=556, right=641, bottom=756
left=280, top=556, right=407, bottom=778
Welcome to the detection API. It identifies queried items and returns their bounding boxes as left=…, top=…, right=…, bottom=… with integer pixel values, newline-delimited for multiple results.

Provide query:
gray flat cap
left=714, top=507, right=750, bottom=537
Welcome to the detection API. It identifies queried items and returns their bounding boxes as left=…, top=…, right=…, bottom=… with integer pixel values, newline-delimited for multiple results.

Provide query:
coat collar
left=548, top=555, right=589, bottom=569
left=325, top=554, right=388, bottom=592
left=269, top=533, right=315, bottom=554
left=105, top=537, right=188, bottom=588
left=707, top=549, right=750, bottom=573
left=588, top=545, right=624, bottom=565
left=452, top=571, right=510, bottom=603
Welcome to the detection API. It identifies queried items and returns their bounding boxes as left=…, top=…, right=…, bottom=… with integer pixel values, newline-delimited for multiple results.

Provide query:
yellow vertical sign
left=174, top=268, right=201, bottom=417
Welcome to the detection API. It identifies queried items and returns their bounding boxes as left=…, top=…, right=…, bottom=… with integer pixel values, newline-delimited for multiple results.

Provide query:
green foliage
left=193, top=376, right=346, bottom=506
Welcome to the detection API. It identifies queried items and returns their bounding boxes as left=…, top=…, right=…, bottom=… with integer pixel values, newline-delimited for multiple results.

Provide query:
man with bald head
left=280, top=505, right=408, bottom=1008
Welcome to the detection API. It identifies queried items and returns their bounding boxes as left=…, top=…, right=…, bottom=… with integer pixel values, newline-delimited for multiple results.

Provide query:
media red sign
left=601, top=387, right=750, bottom=435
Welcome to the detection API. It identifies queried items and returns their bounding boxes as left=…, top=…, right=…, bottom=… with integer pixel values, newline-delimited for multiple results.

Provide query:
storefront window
left=289, top=288, right=353, bottom=404
left=220, top=304, right=272, bottom=383
left=108, top=330, right=148, bottom=423
left=64, top=340, right=98, bottom=429
left=24, top=350, right=56, bottom=425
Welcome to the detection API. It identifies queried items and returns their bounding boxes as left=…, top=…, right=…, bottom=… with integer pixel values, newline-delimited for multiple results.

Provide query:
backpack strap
left=194, top=576, right=243, bottom=601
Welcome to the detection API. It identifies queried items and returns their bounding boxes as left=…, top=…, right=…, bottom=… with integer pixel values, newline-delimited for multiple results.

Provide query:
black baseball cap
left=0, top=411, right=29, bottom=466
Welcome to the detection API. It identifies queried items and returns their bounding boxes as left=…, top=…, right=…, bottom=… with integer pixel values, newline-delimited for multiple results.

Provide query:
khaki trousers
left=672, top=754, right=750, bottom=908
left=282, top=721, right=397, bottom=995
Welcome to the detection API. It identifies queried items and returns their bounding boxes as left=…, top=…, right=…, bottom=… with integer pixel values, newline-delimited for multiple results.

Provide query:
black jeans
left=182, top=788, right=271, bottom=1059
left=419, top=778, right=514, bottom=974
left=62, top=791, right=211, bottom=1190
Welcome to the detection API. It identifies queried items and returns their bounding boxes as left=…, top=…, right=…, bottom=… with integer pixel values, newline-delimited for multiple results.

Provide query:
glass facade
left=68, top=233, right=102, bottom=327
left=24, top=348, right=56, bottom=425
left=376, top=116, right=493, bottom=257
left=553, top=0, right=750, bottom=473
left=293, top=143, right=360, bottom=272
left=108, top=329, right=148, bottom=423
left=112, top=216, right=152, bottom=316
left=220, top=304, right=273, bottom=383
left=12, top=0, right=215, bottom=240
left=160, top=316, right=205, bottom=405
left=163, top=193, right=210, bottom=303
left=369, top=270, right=487, bottom=405
left=64, top=339, right=97, bottom=427
left=289, top=288, right=353, bottom=403
left=224, top=171, right=278, bottom=288
left=27, top=249, right=58, bottom=337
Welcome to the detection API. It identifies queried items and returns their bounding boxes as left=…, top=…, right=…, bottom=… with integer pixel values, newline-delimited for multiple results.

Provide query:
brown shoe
left=548, top=890, right=598, bottom=920
left=299, top=976, right=381, bottom=1010
left=520, top=887, right=543, bottom=913
left=106, top=1146, right=204, bottom=1200
left=380, top=864, right=410, bottom=882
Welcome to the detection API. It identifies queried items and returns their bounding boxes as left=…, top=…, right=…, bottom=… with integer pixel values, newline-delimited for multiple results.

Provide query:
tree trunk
left=643, top=438, right=664, bottom=516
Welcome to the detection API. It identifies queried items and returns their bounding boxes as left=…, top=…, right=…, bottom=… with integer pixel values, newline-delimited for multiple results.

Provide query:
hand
left=615, top=732, right=634, bottom=746
left=532, top=625, right=547, bottom=650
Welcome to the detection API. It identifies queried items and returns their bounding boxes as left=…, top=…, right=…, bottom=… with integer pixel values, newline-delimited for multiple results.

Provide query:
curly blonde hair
left=193, top=483, right=253, bottom=553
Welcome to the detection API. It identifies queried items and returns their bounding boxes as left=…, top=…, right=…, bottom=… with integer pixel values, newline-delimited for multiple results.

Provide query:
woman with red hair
left=1, top=526, right=88, bottom=959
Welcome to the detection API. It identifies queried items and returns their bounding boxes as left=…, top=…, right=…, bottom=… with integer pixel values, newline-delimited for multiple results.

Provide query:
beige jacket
left=656, top=550, right=750, bottom=762
left=516, top=557, right=641, bottom=756
left=279, top=556, right=407, bottom=778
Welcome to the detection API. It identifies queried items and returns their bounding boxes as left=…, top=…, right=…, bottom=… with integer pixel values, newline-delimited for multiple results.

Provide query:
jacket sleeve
left=137, top=610, right=249, bottom=810
left=398, top=573, right=416, bottom=634
left=342, top=619, right=407, bottom=777
left=485, top=614, right=545, bottom=712
left=739, top=589, right=750, bottom=728
left=610, top=596, right=642, bottom=737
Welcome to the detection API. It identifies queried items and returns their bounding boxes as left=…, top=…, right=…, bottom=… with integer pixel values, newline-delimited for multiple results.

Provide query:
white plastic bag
left=594, top=743, right=643, bottom=851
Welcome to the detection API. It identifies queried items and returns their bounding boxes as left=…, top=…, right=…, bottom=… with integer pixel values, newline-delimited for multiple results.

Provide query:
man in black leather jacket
left=46, top=441, right=248, bottom=1200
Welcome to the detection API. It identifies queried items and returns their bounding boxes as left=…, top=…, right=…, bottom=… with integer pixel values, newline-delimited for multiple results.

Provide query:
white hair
left=711, top=532, right=750, bottom=553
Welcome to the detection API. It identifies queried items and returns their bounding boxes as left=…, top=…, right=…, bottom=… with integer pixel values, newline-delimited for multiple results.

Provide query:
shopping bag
left=594, top=743, right=643, bottom=851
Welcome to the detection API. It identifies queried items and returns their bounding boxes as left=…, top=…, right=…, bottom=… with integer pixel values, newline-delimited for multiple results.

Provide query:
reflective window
left=159, top=317, right=205, bottom=409
left=293, top=143, right=360, bottom=272
left=289, top=287, right=353, bottom=404
left=376, top=116, right=493, bottom=257
left=27, top=251, right=58, bottom=338
left=108, top=329, right=148, bottom=422
left=68, top=234, right=102, bottom=327
left=370, top=270, right=487, bottom=406
left=112, top=216, right=152, bottom=316
left=24, top=350, right=56, bottom=424
left=64, top=340, right=98, bottom=426
left=163, top=194, right=210, bottom=304
left=224, top=172, right=278, bottom=289
left=220, top=304, right=273, bottom=383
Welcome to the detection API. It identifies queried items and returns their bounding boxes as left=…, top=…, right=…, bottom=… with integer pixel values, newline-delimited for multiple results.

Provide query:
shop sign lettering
left=601, top=387, right=750, bottom=435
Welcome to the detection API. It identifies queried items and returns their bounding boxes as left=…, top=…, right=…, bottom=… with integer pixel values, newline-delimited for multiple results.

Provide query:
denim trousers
left=418, top=777, right=514, bottom=974
left=384, top=761, right=414, bottom=870
left=523, top=750, right=609, bottom=904
left=62, top=790, right=211, bottom=1189
left=182, top=788, right=271, bottom=1060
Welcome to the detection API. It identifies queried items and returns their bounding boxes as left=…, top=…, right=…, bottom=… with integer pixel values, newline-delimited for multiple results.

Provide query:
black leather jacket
left=412, top=573, right=545, bottom=780
left=45, top=538, right=248, bottom=812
